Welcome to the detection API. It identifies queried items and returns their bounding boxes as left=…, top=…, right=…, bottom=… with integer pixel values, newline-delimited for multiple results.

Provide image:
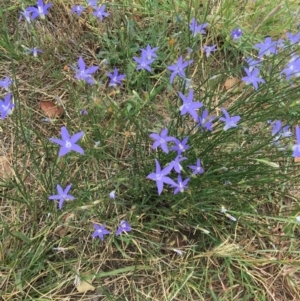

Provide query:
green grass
left=1, top=0, right=300, bottom=300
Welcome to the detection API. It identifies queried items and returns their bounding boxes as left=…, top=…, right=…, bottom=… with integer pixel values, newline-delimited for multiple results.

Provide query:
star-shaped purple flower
left=281, top=55, right=300, bottom=80
left=170, top=137, right=189, bottom=155
left=27, top=0, right=53, bottom=20
left=178, top=89, right=203, bottom=121
left=49, top=126, right=84, bottom=157
left=170, top=155, right=187, bottom=173
left=71, top=5, right=85, bottom=16
left=203, top=45, right=217, bottom=57
left=0, top=93, right=14, bottom=119
left=293, top=126, right=300, bottom=157
left=141, top=44, right=159, bottom=60
left=92, top=223, right=111, bottom=241
left=197, top=109, right=215, bottom=132
left=286, top=32, right=300, bottom=45
left=48, top=184, right=75, bottom=210
left=269, top=120, right=292, bottom=147
left=116, top=220, right=131, bottom=236
left=245, top=57, right=261, bottom=72
left=147, top=159, right=176, bottom=195
left=74, top=56, right=98, bottom=84
left=189, top=158, right=204, bottom=175
left=0, top=77, right=12, bottom=91
left=19, top=8, right=32, bottom=23
left=93, top=5, right=109, bottom=21
left=29, top=47, right=43, bottom=57
left=87, top=0, right=97, bottom=7
left=150, top=128, right=175, bottom=154
left=241, top=68, right=265, bottom=90
left=219, top=108, right=240, bottom=131
left=254, top=37, right=278, bottom=58
left=270, top=120, right=292, bottom=139
left=172, top=175, right=190, bottom=195
left=133, top=52, right=155, bottom=72
left=189, top=18, right=208, bottom=36
left=107, top=68, right=126, bottom=87
left=167, top=56, right=193, bottom=84
left=231, top=28, right=242, bottom=40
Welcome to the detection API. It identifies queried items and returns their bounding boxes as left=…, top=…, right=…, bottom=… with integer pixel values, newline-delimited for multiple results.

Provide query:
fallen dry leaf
left=76, top=279, right=95, bottom=293
left=63, top=65, right=70, bottom=72
left=57, top=213, right=75, bottom=237
left=0, top=156, right=14, bottom=180
left=87, top=6, right=93, bottom=14
left=40, top=101, right=63, bottom=118
left=224, top=77, right=241, bottom=91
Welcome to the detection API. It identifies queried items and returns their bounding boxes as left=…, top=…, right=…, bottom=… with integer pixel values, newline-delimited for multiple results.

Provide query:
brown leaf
left=0, top=156, right=14, bottom=180
left=76, top=278, right=95, bottom=293
left=57, top=213, right=75, bottom=237
left=40, top=101, right=63, bottom=118
left=224, top=77, right=241, bottom=91
left=63, top=65, right=70, bottom=72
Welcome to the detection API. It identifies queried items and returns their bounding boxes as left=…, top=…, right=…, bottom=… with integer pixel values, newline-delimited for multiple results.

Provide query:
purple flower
left=74, top=56, right=98, bottom=84
left=219, top=108, right=240, bottom=131
left=87, top=0, right=97, bottom=7
left=71, top=5, right=85, bottom=16
left=269, top=120, right=292, bottom=146
left=189, top=18, right=208, bottom=36
left=170, top=155, right=187, bottom=173
left=270, top=120, right=292, bottom=138
left=0, top=93, right=14, bottom=119
left=292, top=126, right=300, bottom=157
left=92, top=223, right=111, bottom=241
left=29, top=47, right=43, bottom=57
left=80, top=109, right=87, bottom=115
left=197, top=109, right=215, bottom=131
left=0, top=77, right=12, bottom=91
left=107, top=68, right=126, bottom=87
left=93, top=5, right=109, bottom=21
left=150, top=128, right=175, bottom=154
left=245, top=57, right=261, bottom=72
left=281, top=55, right=300, bottom=80
left=48, top=184, right=74, bottom=210
left=170, top=137, right=189, bottom=155
left=147, top=159, right=176, bottom=195
left=133, top=53, right=155, bottom=72
left=178, top=89, right=203, bottom=121
left=241, top=68, right=265, bottom=90
left=141, top=44, right=159, bottom=60
left=203, top=45, right=217, bottom=57
left=26, top=0, right=53, bottom=20
left=109, top=190, right=116, bottom=199
left=19, top=8, right=32, bottom=23
left=49, top=126, right=84, bottom=157
left=254, top=37, right=277, bottom=58
left=167, top=56, right=193, bottom=84
left=116, top=220, right=131, bottom=236
left=172, top=175, right=190, bottom=194
left=231, top=28, right=242, bottom=40
left=189, top=158, right=204, bottom=175
left=286, top=32, right=300, bottom=45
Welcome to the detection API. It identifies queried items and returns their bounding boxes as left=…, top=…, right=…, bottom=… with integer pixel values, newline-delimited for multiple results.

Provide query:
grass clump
left=0, top=0, right=300, bottom=300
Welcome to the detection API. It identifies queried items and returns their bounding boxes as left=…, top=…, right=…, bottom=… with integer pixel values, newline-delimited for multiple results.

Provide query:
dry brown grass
left=0, top=0, right=300, bottom=300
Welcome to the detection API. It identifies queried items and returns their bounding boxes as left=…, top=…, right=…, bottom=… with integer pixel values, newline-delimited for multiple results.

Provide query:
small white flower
left=109, top=190, right=116, bottom=199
